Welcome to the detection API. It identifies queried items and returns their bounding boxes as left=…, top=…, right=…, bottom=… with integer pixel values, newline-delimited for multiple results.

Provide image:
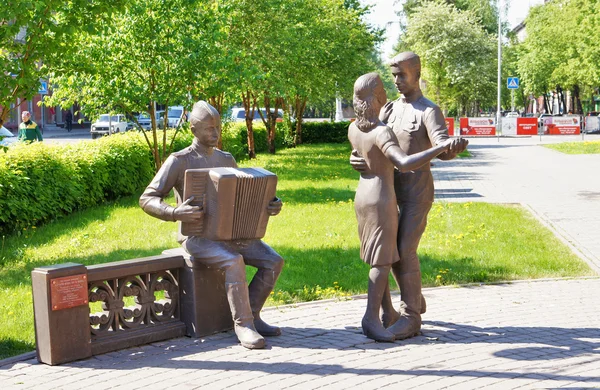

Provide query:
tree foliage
left=45, top=0, right=222, bottom=170
left=0, top=0, right=119, bottom=124
left=399, top=1, right=497, bottom=115
left=517, top=0, right=600, bottom=114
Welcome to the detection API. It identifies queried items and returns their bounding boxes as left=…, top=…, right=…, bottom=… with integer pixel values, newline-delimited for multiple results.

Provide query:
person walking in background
left=65, top=110, right=73, bottom=132
left=18, top=111, right=43, bottom=143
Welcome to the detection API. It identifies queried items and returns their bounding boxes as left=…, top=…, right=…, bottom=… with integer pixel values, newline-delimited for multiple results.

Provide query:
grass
left=0, top=143, right=593, bottom=359
left=544, top=140, right=600, bottom=154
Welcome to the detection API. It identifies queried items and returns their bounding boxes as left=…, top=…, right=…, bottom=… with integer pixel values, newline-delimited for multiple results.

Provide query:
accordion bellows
left=180, top=167, right=278, bottom=240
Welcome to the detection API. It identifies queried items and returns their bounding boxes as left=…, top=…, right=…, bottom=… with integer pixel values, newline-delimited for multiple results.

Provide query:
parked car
left=0, top=126, right=17, bottom=147
left=137, top=112, right=153, bottom=130
left=505, top=111, right=519, bottom=118
left=165, top=106, right=186, bottom=128
left=229, top=107, right=283, bottom=122
left=90, top=114, right=128, bottom=139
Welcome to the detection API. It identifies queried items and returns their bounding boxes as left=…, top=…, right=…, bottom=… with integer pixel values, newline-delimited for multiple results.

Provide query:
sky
left=362, top=0, right=545, bottom=59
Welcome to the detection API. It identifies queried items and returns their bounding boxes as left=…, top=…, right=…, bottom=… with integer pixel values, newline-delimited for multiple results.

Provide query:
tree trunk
left=242, top=90, right=256, bottom=159
left=543, top=91, right=551, bottom=114
left=256, top=91, right=282, bottom=154
left=573, top=85, right=583, bottom=114
left=293, top=95, right=307, bottom=146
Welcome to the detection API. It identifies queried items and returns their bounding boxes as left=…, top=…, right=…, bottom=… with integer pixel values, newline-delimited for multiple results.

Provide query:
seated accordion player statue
left=180, top=167, right=278, bottom=240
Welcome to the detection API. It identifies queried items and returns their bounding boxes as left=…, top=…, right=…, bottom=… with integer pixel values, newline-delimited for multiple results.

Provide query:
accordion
left=180, top=167, right=278, bottom=240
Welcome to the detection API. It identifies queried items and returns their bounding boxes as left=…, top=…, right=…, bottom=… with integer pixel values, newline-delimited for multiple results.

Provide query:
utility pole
left=497, top=0, right=502, bottom=140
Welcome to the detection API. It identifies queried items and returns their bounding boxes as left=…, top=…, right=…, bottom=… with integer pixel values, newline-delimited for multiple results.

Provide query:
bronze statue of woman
left=348, top=73, right=451, bottom=342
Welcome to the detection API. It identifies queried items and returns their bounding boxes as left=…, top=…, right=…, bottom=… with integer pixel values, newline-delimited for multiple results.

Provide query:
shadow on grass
left=0, top=339, right=35, bottom=361
left=260, top=144, right=357, bottom=183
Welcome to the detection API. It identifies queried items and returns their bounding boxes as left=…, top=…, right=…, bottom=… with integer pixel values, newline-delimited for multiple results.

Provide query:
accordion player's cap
left=190, top=100, right=220, bottom=122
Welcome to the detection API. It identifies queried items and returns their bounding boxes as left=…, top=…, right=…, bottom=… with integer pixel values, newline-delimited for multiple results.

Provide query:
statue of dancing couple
left=348, top=52, right=468, bottom=342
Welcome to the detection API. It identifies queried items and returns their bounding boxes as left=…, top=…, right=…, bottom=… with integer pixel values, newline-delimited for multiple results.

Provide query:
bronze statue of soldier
left=140, top=101, right=284, bottom=349
left=350, top=52, right=468, bottom=340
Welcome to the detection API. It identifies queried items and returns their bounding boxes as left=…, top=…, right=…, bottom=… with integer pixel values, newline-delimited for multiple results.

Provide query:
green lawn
left=544, top=140, right=600, bottom=154
left=0, top=143, right=593, bottom=359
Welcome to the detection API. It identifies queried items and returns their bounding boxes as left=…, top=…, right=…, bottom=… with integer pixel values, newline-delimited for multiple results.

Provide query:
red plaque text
left=50, top=274, right=88, bottom=311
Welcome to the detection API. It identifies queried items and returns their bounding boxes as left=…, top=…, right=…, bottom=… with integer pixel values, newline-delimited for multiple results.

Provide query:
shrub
left=300, top=121, right=351, bottom=144
left=0, top=132, right=166, bottom=236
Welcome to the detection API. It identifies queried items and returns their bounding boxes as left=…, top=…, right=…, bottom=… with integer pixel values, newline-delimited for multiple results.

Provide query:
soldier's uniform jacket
left=139, top=139, right=236, bottom=242
left=379, top=91, right=449, bottom=203
left=18, top=120, right=43, bottom=142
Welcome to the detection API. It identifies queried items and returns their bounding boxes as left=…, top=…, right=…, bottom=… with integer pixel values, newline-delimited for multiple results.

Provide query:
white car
left=137, top=113, right=153, bottom=130
left=90, top=114, right=128, bottom=139
left=165, top=106, right=186, bottom=128
left=505, top=112, right=519, bottom=118
left=0, top=126, right=17, bottom=146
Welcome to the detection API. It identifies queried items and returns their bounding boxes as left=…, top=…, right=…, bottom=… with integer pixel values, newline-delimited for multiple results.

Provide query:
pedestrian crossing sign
left=507, top=77, right=519, bottom=89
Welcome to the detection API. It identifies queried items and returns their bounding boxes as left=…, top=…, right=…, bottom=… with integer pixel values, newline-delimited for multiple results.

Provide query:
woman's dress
left=348, top=124, right=400, bottom=266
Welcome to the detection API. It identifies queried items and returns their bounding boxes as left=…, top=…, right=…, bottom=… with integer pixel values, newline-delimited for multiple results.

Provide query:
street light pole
left=497, top=0, right=502, bottom=141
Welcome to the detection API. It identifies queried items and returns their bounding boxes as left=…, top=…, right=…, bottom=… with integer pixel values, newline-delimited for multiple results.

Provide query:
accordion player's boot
left=225, top=277, right=265, bottom=349
left=226, top=282, right=265, bottom=349
left=387, top=271, right=422, bottom=340
left=249, top=269, right=282, bottom=337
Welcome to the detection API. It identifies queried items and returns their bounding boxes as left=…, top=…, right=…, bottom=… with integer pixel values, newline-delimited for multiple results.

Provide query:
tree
left=45, top=0, right=222, bottom=171
left=399, top=1, right=497, bottom=115
left=0, top=0, right=119, bottom=124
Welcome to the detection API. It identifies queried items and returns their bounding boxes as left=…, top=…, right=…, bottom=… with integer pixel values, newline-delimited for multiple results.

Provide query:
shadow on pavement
left=423, top=320, right=600, bottom=361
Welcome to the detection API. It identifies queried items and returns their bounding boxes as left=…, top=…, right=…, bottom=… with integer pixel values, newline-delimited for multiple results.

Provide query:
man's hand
left=350, top=149, right=368, bottom=173
left=173, top=195, right=204, bottom=222
left=449, top=137, right=468, bottom=154
left=267, top=197, right=282, bottom=216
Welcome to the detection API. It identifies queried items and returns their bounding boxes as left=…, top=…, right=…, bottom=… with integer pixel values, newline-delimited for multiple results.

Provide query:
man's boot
left=381, top=282, right=400, bottom=328
left=248, top=269, right=281, bottom=336
left=387, top=271, right=422, bottom=340
left=225, top=281, right=265, bottom=349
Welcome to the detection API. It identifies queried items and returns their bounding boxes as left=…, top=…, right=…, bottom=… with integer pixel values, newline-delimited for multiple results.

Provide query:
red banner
left=445, top=117, right=454, bottom=136
left=459, top=117, right=496, bottom=136
left=547, top=116, right=581, bottom=135
left=516, top=118, right=538, bottom=135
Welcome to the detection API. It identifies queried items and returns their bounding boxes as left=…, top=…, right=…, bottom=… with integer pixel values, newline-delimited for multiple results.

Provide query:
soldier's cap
left=189, top=101, right=219, bottom=122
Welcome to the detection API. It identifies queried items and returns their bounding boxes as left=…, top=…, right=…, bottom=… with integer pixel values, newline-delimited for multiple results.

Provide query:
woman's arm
left=382, top=140, right=451, bottom=173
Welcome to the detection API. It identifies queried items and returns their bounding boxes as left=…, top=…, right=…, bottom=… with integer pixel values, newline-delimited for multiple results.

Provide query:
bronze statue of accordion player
left=140, top=100, right=284, bottom=350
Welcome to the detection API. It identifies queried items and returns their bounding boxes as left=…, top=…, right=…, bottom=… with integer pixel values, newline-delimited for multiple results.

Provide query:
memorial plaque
left=50, top=274, right=88, bottom=311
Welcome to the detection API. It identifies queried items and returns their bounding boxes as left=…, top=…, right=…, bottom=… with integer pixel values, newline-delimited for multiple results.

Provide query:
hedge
left=0, top=133, right=156, bottom=235
left=0, top=120, right=351, bottom=236
left=224, top=120, right=351, bottom=159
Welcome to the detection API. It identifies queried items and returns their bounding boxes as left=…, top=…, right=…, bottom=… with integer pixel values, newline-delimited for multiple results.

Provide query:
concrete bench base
left=162, top=248, right=233, bottom=338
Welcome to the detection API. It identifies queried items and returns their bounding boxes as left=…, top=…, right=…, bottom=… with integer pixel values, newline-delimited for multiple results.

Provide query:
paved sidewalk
left=433, top=135, right=600, bottom=273
left=2, top=278, right=599, bottom=389
left=1, top=135, right=599, bottom=389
